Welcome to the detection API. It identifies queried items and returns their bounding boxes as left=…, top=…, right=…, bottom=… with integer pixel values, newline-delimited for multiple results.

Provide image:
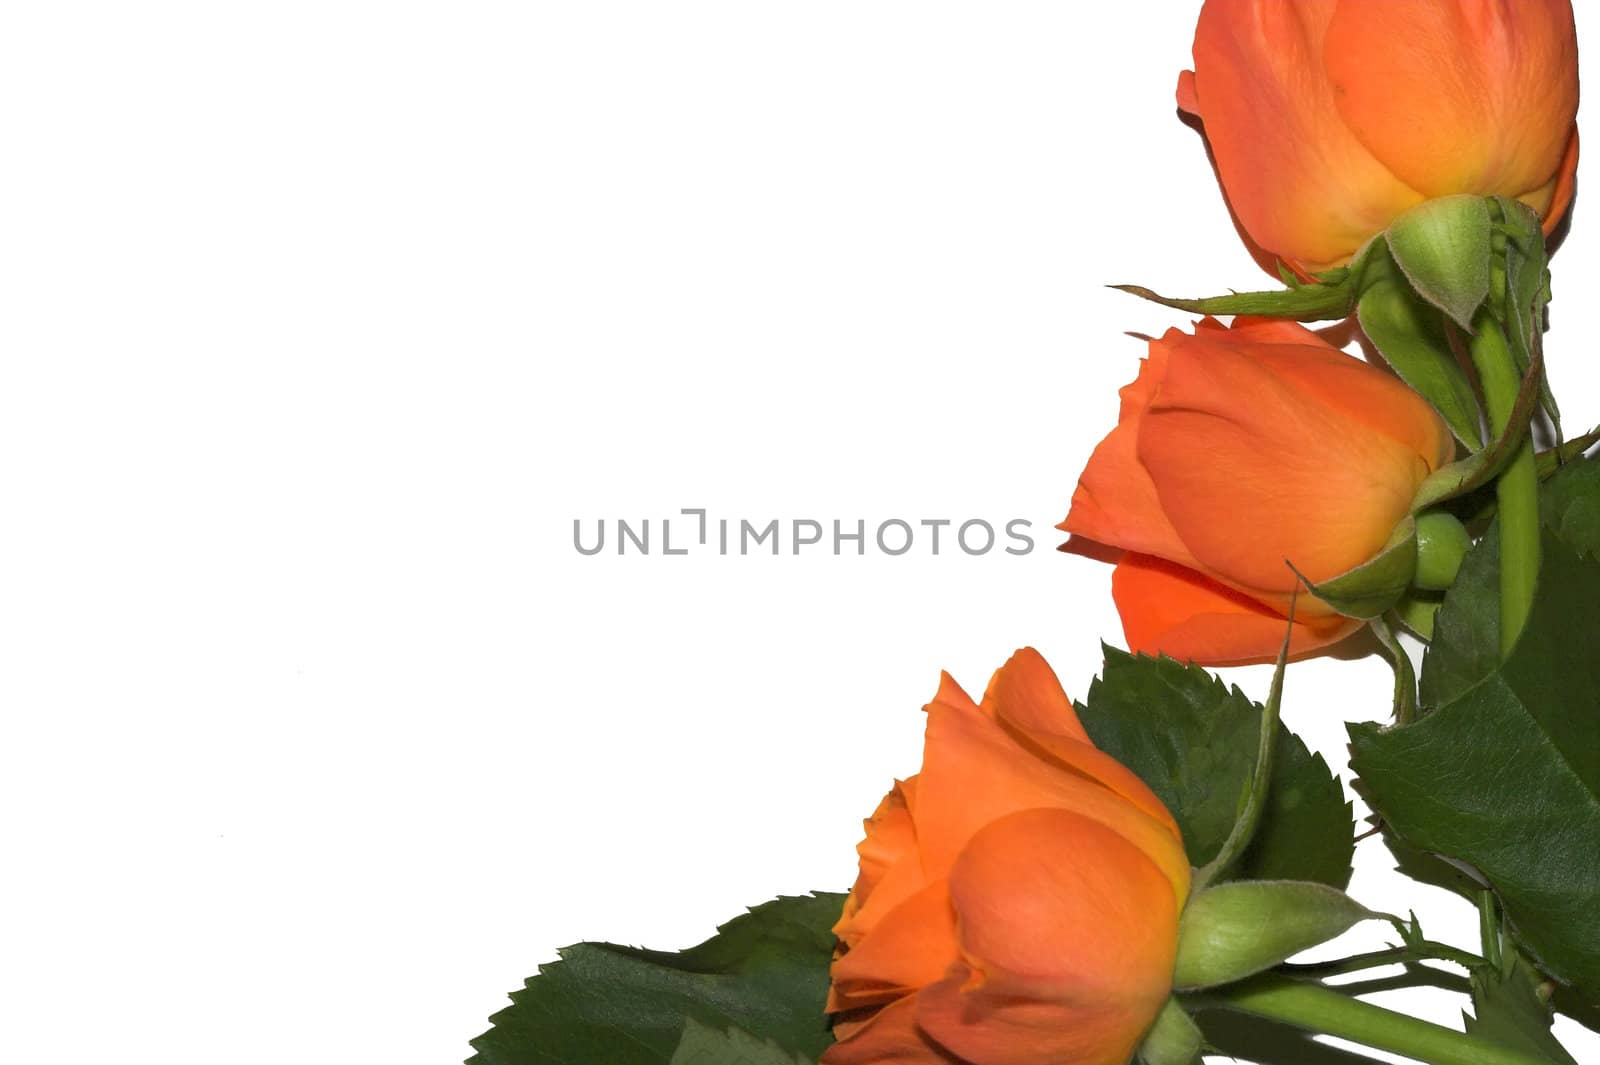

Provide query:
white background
left=3, top=3, right=1598, bottom=1063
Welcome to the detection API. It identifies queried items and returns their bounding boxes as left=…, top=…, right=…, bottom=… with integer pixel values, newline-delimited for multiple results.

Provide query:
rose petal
left=822, top=995, right=960, bottom=1065
left=1139, top=325, right=1431, bottom=592
left=914, top=809, right=1179, bottom=1065
left=1114, top=553, right=1361, bottom=667
left=979, top=648, right=1182, bottom=837
left=836, top=780, right=925, bottom=947
left=1185, top=0, right=1422, bottom=271
left=915, top=697, right=1190, bottom=904
left=1325, top=0, right=1579, bottom=202
left=1060, top=329, right=1198, bottom=569
left=830, top=879, right=959, bottom=1013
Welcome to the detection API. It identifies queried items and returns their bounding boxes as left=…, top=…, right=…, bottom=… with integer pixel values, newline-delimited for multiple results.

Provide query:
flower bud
left=825, top=650, right=1191, bottom=1065
left=1413, top=511, right=1472, bottom=592
left=1061, top=319, right=1454, bottom=666
left=1172, top=880, right=1375, bottom=991
left=1178, top=0, right=1578, bottom=276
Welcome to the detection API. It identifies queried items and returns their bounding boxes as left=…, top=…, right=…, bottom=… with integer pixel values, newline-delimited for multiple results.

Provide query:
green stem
left=1205, top=976, right=1551, bottom=1065
left=1469, top=318, right=1539, bottom=658
left=1478, top=891, right=1505, bottom=970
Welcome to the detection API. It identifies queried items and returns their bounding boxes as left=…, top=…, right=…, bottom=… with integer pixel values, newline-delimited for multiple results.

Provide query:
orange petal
left=1114, top=553, right=1362, bottom=667
left=927, top=671, right=977, bottom=715
left=977, top=647, right=1087, bottom=741
left=1060, top=329, right=1198, bottom=569
left=915, top=698, right=1191, bottom=904
left=914, top=809, right=1179, bottom=1065
left=1538, top=128, right=1580, bottom=239
left=822, top=995, right=960, bottom=1065
left=1138, top=325, right=1430, bottom=593
left=836, top=780, right=925, bottom=947
left=1225, top=320, right=1455, bottom=471
left=1325, top=0, right=1579, bottom=205
left=977, top=650, right=1181, bottom=837
left=1185, top=0, right=1422, bottom=271
left=1009, top=732, right=1184, bottom=843
left=830, top=879, right=959, bottom=1013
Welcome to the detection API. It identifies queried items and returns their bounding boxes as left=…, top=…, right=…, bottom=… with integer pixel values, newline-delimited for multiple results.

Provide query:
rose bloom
left=824, top=649, right=1189, bottom=1065
left=1060, top=318, right=1454, bottom=667
left=1180, top=0, right=1579, bottom=274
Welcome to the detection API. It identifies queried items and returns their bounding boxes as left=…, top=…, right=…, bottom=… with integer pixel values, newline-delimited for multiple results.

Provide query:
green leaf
left=1350, top=535, right=1600, bottom=996
left=669, top=1021, right=811, bottom=1065
left=1077, top=648, right=1354, bottom=888
left=1384, top=195, right=1493, bottom=330
left=468, top=894, right=844, bottom=1065
left=1464, top=956, right=1578, bottom=1065
left=1420, top=456, right=1600, bottom=708
left=1540, top=453, right=1600, bottom=551
left=1417, top=518, right=1502, bottom=710
left=1358, top=275, right=1483, bottom=446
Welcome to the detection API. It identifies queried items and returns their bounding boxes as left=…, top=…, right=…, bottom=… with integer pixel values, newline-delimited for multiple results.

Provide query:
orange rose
left=1060, top=318, right=1455, bottom=667
left=824, top=649, right=1190, bottom=1065
left=1179, top=0, right=1579, bottom=275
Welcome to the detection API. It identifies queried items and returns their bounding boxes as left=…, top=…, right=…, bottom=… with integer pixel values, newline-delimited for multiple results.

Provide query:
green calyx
left=1115, top=195, right=1556, bottom=461
left=1137, top=998, right=1204, bottom=1065
left=1384, top=195, right=1494, bottom=331
left=1299, top=518, right=1417, bottom=620
left=1173, top=880, right=1376, bottom=991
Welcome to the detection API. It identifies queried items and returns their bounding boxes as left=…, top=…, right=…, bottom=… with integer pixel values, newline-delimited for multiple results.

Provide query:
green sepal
left=1299, top=517, right=1417, bottom=619
left=1489, top=196, right=1561, bottom=435
left=1392, top=593, right=1442, bottom=642
left=1410, top=346, right=1544, bottom=513
left=1384, top=195, right=1494, bottom=330
left=1357, top=273, right=1484, bottom=447
left=1138, top=999, right=1204, bottom=1065
left=1371, top=615, right=1419, bottom=726
left=1112, top=242, right=1379, bottom=323
left=1538, top=427, right=1600, bottom=481
left=1172, top=880, right=1376, bottom=991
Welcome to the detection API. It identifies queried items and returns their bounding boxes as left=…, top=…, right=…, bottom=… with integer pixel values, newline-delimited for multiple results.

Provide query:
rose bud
left=1060, top=318, right=1455, bottom=667
left=824, top=649, right=1191, bottom=1065
left=1179, top=0, right=1579, bottom=275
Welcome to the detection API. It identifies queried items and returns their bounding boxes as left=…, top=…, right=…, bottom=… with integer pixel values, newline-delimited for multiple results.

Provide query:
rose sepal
left=1172, top=880, right=1377, bottom=991
left=1296, top=518, right=1417, bottom=620
left=1137, top=998, right=1204, bottom=1065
